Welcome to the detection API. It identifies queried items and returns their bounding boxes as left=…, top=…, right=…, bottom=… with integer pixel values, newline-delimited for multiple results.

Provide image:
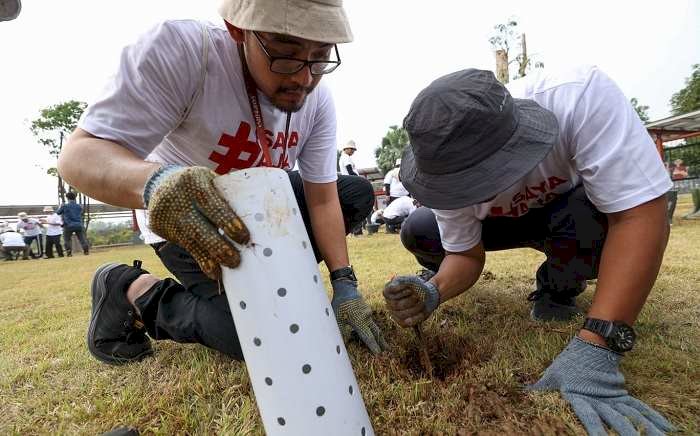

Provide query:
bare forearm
left=57, top=128, right=161, bottom=209
left=431, top=244, right=485, bottom=303
left=585, top=195, right=668, bottom=326
left=304, top=181, right=350, bottom=272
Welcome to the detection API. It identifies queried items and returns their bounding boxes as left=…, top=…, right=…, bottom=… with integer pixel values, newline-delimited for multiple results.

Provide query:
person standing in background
left=57, top=192, right=89, bottom=256
left=383, top=158, right=409, bottom=204
left=16, top=212, right=44, bottom=258
left=671, top=158, right=688, bottom=180
left=339, top=140, right=358, bottom=175
left=42, top=206, right=64, bottom=258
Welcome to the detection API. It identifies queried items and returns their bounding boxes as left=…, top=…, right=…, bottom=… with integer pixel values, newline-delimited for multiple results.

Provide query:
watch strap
left=583, top=317, right=614, bottom=338
left=330, top=266, right=356, bottom=282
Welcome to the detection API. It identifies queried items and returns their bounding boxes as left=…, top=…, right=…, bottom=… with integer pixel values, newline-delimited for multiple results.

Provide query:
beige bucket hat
left=219, top=0, right=353, bottom=44
left=342, top=139, right=357, bottom=150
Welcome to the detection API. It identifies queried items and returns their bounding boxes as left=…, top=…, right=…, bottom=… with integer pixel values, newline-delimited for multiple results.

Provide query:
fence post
left=684, top=188, right=700, bottom=219
left=667, top=190, right=678, bottom=224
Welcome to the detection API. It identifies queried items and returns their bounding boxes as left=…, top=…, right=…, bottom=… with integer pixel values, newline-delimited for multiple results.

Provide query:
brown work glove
left=144, top=165, right=250, bottom=280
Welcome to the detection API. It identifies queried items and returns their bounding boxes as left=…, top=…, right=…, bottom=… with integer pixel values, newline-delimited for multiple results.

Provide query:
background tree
left=489, top=18, right=543, bottom=84
left=30, top=100, right=86, bottom=201
left=630, top=97, right=650, bottom=123
left=670, top=64, right=700, bottom=116
left=30, top=100, right=86, bottom=157
left=375, top=125, right=409, bottom=174
left=30, top=100, right=91, bottom=228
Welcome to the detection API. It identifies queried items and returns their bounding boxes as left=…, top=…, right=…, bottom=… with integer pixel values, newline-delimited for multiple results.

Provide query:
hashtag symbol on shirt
left=209, top=121, right=261, bottom=175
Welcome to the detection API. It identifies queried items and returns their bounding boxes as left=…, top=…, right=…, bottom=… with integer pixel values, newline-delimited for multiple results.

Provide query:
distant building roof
left=646, top=109, right=700, bottom=143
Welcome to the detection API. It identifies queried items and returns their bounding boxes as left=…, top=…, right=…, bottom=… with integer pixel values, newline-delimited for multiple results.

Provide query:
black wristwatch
left=582, top=318, right=636, bottom=353
left=330, top=266, right=357, bottom=282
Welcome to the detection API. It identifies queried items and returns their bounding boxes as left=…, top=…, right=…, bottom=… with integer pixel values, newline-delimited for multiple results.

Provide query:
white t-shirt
left=383, top=167, right=409, bottom=197
left=1, top=232, right=25, bottom=247
left=16, top=219, right=42, bottom=237
left=383, top=196, right=417, bottom=220
left=339, top=152, right=357, bottom=175
left=79, top=20, right=338, bottom=244
left=434, top=65, right=672, bottom=253
left=45, top=214, right=63, bottom=236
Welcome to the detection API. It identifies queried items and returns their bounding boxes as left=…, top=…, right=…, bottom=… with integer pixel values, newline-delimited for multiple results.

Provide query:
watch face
left=610, top=323, right=636, bottom=352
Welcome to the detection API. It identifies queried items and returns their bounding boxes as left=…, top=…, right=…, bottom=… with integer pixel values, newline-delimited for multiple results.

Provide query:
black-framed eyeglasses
left=252, top=31, right=341, bottom=76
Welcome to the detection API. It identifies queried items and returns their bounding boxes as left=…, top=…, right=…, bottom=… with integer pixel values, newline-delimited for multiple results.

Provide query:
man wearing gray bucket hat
left=58, top=0, right=385, bottom=365
left=384, top=66, right=674, bottom=435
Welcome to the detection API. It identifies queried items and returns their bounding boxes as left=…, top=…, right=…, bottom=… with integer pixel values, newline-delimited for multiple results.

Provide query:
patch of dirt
left=401, top=333, right=492, bottom=381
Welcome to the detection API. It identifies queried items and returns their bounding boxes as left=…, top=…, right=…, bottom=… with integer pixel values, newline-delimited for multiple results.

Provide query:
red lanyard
left=238, top=45, right=292, bottom=168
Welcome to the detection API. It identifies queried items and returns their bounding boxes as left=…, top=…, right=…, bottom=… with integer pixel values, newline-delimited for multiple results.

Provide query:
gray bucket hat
left=400, top=69, right=559, bottom=210
left=219, top=0, right=353, bottom=44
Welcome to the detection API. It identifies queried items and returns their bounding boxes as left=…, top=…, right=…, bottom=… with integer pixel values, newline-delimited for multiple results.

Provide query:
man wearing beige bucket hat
left=58, top=0, right=385, bottom=365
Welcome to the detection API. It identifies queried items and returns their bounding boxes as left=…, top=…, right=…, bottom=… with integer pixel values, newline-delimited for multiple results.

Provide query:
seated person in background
left=16, top=212, right=44, bottom=258
left=370, top=208, right=385, bottom=225
left=382, top=195, right=418, bottom=233
left=671, top=158, right=688, bottom=180
left=1, top=226, right=29, bottom=261
left=383, top=158, right=409, bottom=204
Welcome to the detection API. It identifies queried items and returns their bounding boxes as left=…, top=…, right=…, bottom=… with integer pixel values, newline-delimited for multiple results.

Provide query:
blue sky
left=1, top=0, right=698, bottom=205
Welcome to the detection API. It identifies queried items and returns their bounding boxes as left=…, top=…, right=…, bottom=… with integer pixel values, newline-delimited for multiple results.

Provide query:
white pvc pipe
left=214, top=168, right=374, bottom=436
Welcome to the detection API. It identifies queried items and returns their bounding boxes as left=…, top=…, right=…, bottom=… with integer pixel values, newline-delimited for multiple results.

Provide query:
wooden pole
left=655, top=133, right=664, bottom=160
left=58, top=131, right=66, bottom=204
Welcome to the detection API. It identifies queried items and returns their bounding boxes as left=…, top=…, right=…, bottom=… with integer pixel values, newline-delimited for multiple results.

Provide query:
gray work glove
left=529, top=337, right=676, bottom=436
left=383, top=276, right=440, bottom=327
left=331, top=278, right=387, bottom=354
left=144, top=165, right=250, bottom=280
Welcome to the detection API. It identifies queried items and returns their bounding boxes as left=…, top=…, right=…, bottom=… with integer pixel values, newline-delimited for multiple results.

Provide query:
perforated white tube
left=214, top=168, right=374, bottom=436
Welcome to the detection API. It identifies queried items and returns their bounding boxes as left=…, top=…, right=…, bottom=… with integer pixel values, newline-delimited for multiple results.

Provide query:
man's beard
left=270, top=85, right=315, bottom=113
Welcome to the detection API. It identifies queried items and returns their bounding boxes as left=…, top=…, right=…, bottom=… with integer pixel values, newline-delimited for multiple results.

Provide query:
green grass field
left=1, top=195, right=699, bottom=435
